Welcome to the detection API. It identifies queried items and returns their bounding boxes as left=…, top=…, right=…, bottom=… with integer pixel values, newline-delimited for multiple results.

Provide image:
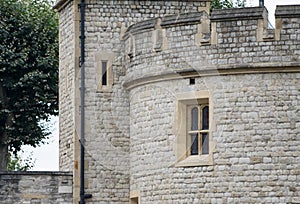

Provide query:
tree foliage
left=211, top=0, right=246, bottom=11
left=8, top=151, right=35, bottom=171
left=0, top=0, right=58, bottom=170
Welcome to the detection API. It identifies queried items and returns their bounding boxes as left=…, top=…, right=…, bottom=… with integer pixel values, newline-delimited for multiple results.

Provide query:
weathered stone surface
left=55, top=0, right=300, bottom=203
left=0, top=172, right=72, bottom=204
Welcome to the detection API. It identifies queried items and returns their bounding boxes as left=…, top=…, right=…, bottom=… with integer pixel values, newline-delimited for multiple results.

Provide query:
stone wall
left=54, top=0, right=300, bottom=203
left=57, top=0, right=77, bottom=172
left=129, top=73, right=300, bottom=203
left=56, top=0, right=211, bottom=203
left=0, top=171, right=72, bottom=204
left=123, top=6, right=300, bottom=86
left=125, top=5, right=300, bottom=203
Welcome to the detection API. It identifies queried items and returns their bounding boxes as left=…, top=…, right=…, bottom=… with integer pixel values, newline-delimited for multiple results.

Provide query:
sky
left=246, top=0, right=300, bottom=26
left=22, top=116, right=59, bottom=171
left=21, top=0, right=299, bottom=171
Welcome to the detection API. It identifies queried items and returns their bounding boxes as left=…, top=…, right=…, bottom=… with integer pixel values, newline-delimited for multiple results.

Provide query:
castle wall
left=124, top=6, right=300, bottom=87
left=125, top=5, right=300, bottom=204
left=55, top=0, right=300, bottom=203
left=56, top=0, right=211, bottom=203
left=129, top=73, right=300, bottom=203
left=58, top=1, right=78, bottom=171
left=0, top=171, right=72, bottom=204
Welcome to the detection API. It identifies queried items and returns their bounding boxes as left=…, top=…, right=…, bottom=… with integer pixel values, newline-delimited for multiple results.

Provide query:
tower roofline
left=54, top=0, right=211, bottom=11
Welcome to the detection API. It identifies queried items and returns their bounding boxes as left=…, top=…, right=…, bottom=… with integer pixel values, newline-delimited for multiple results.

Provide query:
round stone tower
left=55, top=0, right=300, bottom=202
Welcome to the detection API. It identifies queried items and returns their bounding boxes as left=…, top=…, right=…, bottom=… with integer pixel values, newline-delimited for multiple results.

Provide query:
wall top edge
left=53, top=0, right=70, bottom=10
left=211, top=6, right=267, bottom=21
left=275, top=4, right=300, bottom=18
left=161, top=11, right=208, bottom=27
left=125, top=11, right=208, bottom=38
left=0, top=171, right=73, bottom=176
left=54, top=0, right=210, bottom=10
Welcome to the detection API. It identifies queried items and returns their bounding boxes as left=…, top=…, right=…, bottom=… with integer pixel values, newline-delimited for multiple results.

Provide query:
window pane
left=102, top=61, right=107, bottom=85
left=202, top=106, right=209, bottom=130
left=191, top=107, right=198, bottom=131
left=202, top=133, right=209, bottom=155
left=190, top=133, right=198, bottom=155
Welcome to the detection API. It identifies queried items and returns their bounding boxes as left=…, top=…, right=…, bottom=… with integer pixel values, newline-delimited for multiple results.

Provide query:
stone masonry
left=55, top=0, right=300, bottom=203
left=0, top=171, right=72, bottom=204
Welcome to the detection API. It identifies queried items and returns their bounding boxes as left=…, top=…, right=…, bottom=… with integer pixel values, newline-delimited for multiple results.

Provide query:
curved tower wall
left=56, top=0, right=211, bottom=203
left=124, top=5, right=300, bottom=203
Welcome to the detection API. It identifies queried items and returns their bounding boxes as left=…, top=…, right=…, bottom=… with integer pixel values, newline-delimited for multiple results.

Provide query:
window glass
left=191, top=133, right=198, bottom=155
left=102, top=61, right=107, bottom=85
left=191, top=107, right=198, bottom=131
left=202, top=106, right=209, bottom=130
left=201, top=133, right=209, bottom=155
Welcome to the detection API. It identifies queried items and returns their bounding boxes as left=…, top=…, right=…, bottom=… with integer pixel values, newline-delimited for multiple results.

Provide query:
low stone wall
left=0, top=171, right=72, bottom=204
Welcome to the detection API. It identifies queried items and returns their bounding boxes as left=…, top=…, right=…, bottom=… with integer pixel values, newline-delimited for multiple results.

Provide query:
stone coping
left=275, top=5, right=300, bottom=18
left=211, top=7, right=267, bottom=21
left=161, top=11, right=207, bottom=27
left=124, top=11, right=207, bottom=39
left=54, top=0, right=210, bottom=10
left=0, top=171, right=72, bottom=176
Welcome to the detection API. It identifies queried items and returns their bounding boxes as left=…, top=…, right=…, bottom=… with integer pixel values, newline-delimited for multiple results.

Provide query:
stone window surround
left=174, top=91, right=214, bottom=167
left=130, top=190, right=140, bottom=204
left=95, top=51, right=114, bottom=92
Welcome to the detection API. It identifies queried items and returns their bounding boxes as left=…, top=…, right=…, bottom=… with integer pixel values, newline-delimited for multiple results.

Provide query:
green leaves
left=8, top=151, right=35, bottom=171
left=210, top=0, right=246, bottom=11
left=0, top=0, right=58, bottom=156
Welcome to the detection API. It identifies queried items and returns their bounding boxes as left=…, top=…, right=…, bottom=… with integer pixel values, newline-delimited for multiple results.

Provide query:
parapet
left=275, top=5, right=300, bottom=18
left=123, top=5, right=300, bottom=89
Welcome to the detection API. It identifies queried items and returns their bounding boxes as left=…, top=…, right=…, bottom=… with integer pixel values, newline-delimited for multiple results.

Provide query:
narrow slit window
left=102, top=61, right=107, bottom=86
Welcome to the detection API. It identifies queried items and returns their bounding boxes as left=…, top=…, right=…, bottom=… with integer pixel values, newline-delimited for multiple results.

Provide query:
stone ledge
left=126, top=18, right=157, bottom=34
left=211, top=7, right=267, bottom=21
left=0, top=171, right=72, bottom=176
left=161, top=11, right=207, bottom=27
left=275, top=5, right=300, bottom=18
left=124, top=11, right=208, bottom=39
left=124, top=65, right=300, bottom=90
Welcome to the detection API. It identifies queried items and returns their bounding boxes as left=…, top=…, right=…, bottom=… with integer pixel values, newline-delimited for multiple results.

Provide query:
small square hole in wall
left=130, top=197, right=139, bottom=204
left=189, top=78, right=195, bottom=85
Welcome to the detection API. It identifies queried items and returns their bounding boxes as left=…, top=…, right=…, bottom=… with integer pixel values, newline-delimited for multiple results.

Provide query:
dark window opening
left=202, top=106, right=209, bottom=130
left=191, top=134, right=198, bottom=155
left=102, top=61, right=107, bottom=86
left=130, top=197, right=139, bottom=204
left=189, top=78, right=195, bottom=85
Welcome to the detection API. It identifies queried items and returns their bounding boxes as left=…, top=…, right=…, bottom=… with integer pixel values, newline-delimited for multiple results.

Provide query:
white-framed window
left=174, top=91, right=214, bottom=167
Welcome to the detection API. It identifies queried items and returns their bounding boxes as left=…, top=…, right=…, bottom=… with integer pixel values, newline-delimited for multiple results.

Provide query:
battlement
left=123, top=5, right=300, bottom=89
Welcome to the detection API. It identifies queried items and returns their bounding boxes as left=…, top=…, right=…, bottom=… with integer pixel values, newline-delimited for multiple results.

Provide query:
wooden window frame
left=187, top=104, right=209, bottom=157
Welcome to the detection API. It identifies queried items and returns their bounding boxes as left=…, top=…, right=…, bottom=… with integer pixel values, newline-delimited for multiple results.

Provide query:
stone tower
left=55, top=0, right=300, bottom=203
